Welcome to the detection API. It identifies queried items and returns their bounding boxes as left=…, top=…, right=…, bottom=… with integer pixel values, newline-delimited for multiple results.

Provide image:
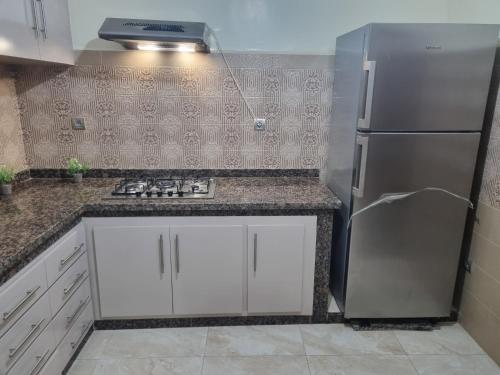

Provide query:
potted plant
left=0, top=166, right=15, bottom=196
left=67, top=158, right=89, bottom=183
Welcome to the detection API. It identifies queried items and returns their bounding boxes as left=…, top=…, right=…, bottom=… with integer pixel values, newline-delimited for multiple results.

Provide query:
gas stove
left=105, top=177, right=216, bottom=199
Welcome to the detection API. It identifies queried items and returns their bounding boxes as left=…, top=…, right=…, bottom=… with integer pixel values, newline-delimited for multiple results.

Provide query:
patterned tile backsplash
left=479, top=61, right=500, bottom=209
left=15, top=52, right=334, bottom=170
left=0, top=66, right=27, bottom=173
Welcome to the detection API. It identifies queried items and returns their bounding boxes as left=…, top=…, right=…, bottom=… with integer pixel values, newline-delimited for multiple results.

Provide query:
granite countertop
left=0, top=177, right=340, bottom=285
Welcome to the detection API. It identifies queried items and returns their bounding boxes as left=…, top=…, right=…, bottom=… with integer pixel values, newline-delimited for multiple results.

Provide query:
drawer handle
left=2, top=286, right=41, bottom=322
left=70, top=321, right=92, bottom=350
left=8, top=318, right=45, bottom=359
left=60, top=243, right=84, bottom=268
left=63, top=270, right=87, bottom=296
left=65, top=297, right=90, bottom=327
left=28, top=349, right=50, bottom=375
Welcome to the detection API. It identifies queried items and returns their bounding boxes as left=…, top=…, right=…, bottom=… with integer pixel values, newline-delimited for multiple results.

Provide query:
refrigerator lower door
left=345, top=132, right=480, bottom=318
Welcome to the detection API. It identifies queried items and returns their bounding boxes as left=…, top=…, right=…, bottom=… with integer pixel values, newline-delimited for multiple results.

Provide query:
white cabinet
left=247, top=225, right=305, bottom=313
left=170, top=225, right=244, bottom=315
left=93, top=226, right=173, bottom=318
left=0, top=0, right=74, bottom=64
left=87, top=216, right=317, bottom=318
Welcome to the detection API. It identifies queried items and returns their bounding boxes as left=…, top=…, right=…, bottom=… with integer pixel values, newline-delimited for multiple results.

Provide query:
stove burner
left=108, top=177, right=215, bottom=199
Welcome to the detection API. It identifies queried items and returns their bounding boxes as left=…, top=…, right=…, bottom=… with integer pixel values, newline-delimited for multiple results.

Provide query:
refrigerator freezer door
left=360, top=24, right=498, bottom=132
left=345, top=132, right=480, bottom=318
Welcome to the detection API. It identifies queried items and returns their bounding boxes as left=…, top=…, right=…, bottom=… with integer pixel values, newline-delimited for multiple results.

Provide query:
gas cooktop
left=105, top=177, right=216, bottom=199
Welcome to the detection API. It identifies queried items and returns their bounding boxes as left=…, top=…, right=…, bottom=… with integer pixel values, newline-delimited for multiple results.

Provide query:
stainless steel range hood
left=98, top=18, right=210, bottom=52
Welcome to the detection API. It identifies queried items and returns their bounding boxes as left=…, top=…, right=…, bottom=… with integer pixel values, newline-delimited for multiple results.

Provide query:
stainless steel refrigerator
left=326, top=23, right=499, bottom=319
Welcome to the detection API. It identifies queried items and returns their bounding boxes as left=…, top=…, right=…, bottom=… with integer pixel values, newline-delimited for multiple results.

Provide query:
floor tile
left=79, top=328, right=208, bottom=359
left=202, top=356, right=310, bottom=375
left=67, top=357, right=203, bottom=375
left=300, top=324, right=405, bottom=355
left=205, top=325, right=304, bottom=356
left=308, top=355, right=418, bottom=375
left=78, top=330, right=114, bottom=359
left=396, top=324, right=485, bottom=355
left=409, top=354, right=500, bottom=375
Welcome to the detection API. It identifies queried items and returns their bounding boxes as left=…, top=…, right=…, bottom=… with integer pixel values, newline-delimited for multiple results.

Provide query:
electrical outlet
left=254, top=118, right=266, bottom=131
left=71, top=118, right=86, bottom=130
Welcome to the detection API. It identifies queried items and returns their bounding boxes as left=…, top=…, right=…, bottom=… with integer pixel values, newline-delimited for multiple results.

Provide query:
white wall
left=69, top=0, right=451, bottom=54
left=447, top=0, right=500, bottom=24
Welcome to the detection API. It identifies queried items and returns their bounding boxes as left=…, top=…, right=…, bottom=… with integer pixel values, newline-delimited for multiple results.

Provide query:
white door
left=248, top=225, right=305, bottom=313
left=35, top=0, right=74, bottom=64
left=170, top=225, right=244, bottom=315
left=0, top=0, right=40, bottom=60
left=93, top=226, right=172, bottom=318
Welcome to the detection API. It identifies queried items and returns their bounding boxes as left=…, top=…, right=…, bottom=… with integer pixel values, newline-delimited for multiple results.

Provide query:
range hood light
left=136, top=42, right=197, bottom=52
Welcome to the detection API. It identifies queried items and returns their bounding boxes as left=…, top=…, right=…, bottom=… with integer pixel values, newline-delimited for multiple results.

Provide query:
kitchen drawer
left=57, top=302, right=93, bottom=370
left=5, top=324, right=56, bottom=375
left=45, top=228, right=85, bottom=287
left=0, top=293, right=51, bottom=374
left=48, top=254, right=88, bottom=317
left=51, top=278, right=91, bottom=346
left=0, top=260, right=47, bottom=339
left=35, top=350, right=64, bottom=375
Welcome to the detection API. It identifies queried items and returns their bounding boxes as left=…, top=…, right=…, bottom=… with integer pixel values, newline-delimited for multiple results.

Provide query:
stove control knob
left=157, top=191, right=163, bottom=197
left=135, top=192, right=142, bottom=197
left=146, top=191, right=153, bottom=197
left=167, top=191, right=174, bottom=197
left=178, top=191, right=184, bottom=197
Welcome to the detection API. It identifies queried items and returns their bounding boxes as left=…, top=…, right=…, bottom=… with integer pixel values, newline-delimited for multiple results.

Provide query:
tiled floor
left=68, top=323, right=500, bottom=375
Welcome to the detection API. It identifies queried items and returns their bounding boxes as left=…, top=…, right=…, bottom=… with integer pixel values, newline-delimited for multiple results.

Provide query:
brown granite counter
left=0, top=177, right=340, bottom=286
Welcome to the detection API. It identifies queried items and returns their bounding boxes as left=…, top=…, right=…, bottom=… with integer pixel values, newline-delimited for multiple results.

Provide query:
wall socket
left=71, top=118, right=86, bottom=130
left=254, top=118, right=266, bottom=131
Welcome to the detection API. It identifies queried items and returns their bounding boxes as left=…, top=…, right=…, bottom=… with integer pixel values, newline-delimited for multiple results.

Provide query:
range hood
left=98, top=18, right=210, bottom=52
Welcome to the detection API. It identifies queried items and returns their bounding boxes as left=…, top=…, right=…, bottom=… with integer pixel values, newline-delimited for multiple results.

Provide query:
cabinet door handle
left=2, top=285, right=41, bottom=322
left=64, top=270, right=87, bottom=296
left=174, top=234, right=180, bottom=274
left=253, top=233, right=257, bottom=273
left=159, top=234, right=165, bottom=274
left=60, top=243, right=84, bottom=268
left=28, top=349, right=50, bottom=375
left=8, top=318, right=45, bottom=359
left=65, top=297, right=90, bottom=327
left=36, top=0, right=47, bottom=39
left=71, top=321, right=92, bottom=350
left=29, top=0, right=39, bottom=38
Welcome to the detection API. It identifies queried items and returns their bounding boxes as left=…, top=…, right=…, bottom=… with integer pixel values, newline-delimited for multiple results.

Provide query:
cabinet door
left=35, top=0, right=74, bottom=64
left=248, top=225, right=305, bottom=313
left=93, top=226, right=172, bottom=318
left=170, top=225, right=244, bottom=315
left=0, top=0, right=40, bottom=60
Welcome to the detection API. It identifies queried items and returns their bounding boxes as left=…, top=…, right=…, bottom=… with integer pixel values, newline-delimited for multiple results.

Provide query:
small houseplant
left=67, top=158, right=89, bottom=183
left=0, top=166, right=15, bottom=196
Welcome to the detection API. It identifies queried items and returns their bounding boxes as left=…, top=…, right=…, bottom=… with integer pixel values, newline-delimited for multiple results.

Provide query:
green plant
left=0, top=166, right=15, bottom=185
left=67, top=158, right=89, bottom=177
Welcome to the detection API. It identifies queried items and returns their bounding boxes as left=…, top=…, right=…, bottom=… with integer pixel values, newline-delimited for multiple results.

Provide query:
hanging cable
left=207, top=27, right=258, bottom=121
left=348, top=187, right=474, bottom=227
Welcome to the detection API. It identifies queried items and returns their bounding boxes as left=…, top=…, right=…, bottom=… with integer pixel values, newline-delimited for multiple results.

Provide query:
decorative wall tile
left=16, top=52, right=334, bottom=170
left=0, top=66, right=27, bottom=173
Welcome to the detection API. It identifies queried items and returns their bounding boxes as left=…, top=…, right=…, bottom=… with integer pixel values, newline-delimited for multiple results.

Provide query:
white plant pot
left=1, top=184, right=12, bottom=196
left=73, top=173, right=83, bottom=183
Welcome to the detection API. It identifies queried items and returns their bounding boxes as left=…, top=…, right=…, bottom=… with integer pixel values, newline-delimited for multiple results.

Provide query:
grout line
left=298, top=324, right=312, bottom=374
left=407, top=355, right=423, bottom=375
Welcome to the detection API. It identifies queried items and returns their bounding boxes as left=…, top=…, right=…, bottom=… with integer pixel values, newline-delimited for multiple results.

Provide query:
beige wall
left=459, top=59, right=500, bottom=365
left=0, top=66, right=27, bottom=173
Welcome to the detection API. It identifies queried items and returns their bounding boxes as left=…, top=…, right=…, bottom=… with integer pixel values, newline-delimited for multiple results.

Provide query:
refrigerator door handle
left=357, top=60, right=376, bottom=129
left=352, top=135, right=369, bottom=197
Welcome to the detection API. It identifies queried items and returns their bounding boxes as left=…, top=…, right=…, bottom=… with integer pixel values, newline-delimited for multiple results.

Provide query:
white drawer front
left=0, top=293, right=51, bottom=374
left=51, top=278, right=91, bottom=346
left=5, top=324, right=56, bottom=375
left=0, top=260, right=47, bottom=339
left=35, top=349, right=63, bottom=375
left=45, top=229, right=85, bottom=287
left=57, top=302, right=93, bottom=370
left=48, top=254, right=88, bottom=317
